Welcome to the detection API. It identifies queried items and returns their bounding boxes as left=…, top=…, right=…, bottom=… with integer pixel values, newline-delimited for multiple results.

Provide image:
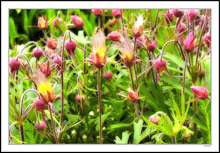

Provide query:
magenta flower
left=9, top=58, right=21, bottom=79
left=183, top=33, right=196, bottom=52
left=190, top=85, right=209, bottom=100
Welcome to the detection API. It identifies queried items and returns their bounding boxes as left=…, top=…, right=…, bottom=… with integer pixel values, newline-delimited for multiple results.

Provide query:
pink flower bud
left=154, top=59, right=168, bottom=80
left=190, top=85, right=209, bottom=100
left=183, top=33, right=196, bottom=52
left=92, top=9, right=104, bottom=16
left=188, top=9, right=197, bottom=24
left=47, top=38, right=57, bottom=50
left=103, top=72, right=113, bottom=80
left=38, top=16, right=48, bottom=30
left=35, top=121, right=46, bottom=131
left=71, top=15, right=84, bottom=28
left=203, top=32, right=211, bottom=48
left=148, top=40, right=156, bottom=52
left=127, top=88, right=139, bottom=103
left=173, top=9, right=184, bottom=18
left=149, top=115, right=160, bottom=125
left=165, top=10, right=174, bottom=24
left=52, top=18, right=62, bottom=28
left=177, top=23, right=187, bottom=33
left=65, top=39, right=77, bottom=60
left=53, top=55, right=62, bottom=65
left=107, top=31, right=122, bottom=41
left=112, top=9, right=121, bottom=19
left=132, top=16, right=144, bottom=38
left=34, top=98, right=47, bottom=111
left=9, top=58, right=21, bottom=79
left=40, top=61, right=52, bottom=77
left=32, top=47, right=43, bottom=60
left=75, top=94, right=86, bottom=103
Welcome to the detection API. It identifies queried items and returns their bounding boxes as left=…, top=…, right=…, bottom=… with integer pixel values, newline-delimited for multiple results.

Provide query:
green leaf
left=114, top=131, right=131, bottom=144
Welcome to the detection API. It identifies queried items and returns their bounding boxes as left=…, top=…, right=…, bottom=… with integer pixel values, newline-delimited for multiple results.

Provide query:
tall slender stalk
left=171, top=136, right=176, bottom=144
left=133, top=37, right=139, bottom=88
left=98, top=68, right=102, bottom=144
left=20, top=125, right=24, bottom=144
left=49, top=103, right=58, bottom=144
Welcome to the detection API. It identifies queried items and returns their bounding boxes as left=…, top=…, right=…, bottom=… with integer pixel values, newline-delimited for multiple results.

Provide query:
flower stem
left=98, top=68, right=102, bottom=144
left=171, top=136, right=176, bottom=144
left=20, top=125, right=24, bottom=144
left=183, top=53, right=188, bottom=96
left=133, top=37, right=139, bottom=88
left=129, top=67, right=135, bottom=90
left=49, top=103, right=58, bottom=144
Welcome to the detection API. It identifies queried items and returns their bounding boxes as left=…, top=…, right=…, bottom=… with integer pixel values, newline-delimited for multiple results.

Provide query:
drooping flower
left=53, top=55, right=62, bottom=65
left=190, top=85, right=209, bottom=100
left=34, top=98, right=47, bottom=112
left=38, top=16, right=48, bottom=30
left=35, top=121, right=46, bottom=131
left=203, top=32, right=211, bottom=49
left=52, top=18, right=62, bottom=29
left=154, top=59, right=172, bottom=81
left=103, top=72, right=113, bottom=80
left=136, top=36, right=144, bottom=49
left=32, top=70, right=55, bottom=104
left=177, top=23, right=187, bottom=34
left=112, top=9, right=121, bottom=19
left=39, top=61, right=52, bottom=77
left=107, top=31, right=122, bottom=42
left=147, top=40, right=157, bottom=52
left=165, top=10, right=174, bottom=24
left=92, top=9, right=104, bottom=16
left=92, top=30, right=107, bottom=69
left=127, top=87, right=139, bottom=103
left=75, top=94, right=86, bottom=103
left=47, top=37, right=57, bottom=50
left=173, top=9, right=184, bottom=18
left=71, top=15, right=84, bottom=28
left=183, top=32, right=196, bottom=52
left=65, top=39, right=77, bottom=61
left=32, top=47, right=43, bottom=60
left=9, top=58, right=21, bottom=79
left=149, top=115, right=160, bottom=125
left=188, top=9, right=197, bottom=24
left=132, top=15, right=144, bottom=38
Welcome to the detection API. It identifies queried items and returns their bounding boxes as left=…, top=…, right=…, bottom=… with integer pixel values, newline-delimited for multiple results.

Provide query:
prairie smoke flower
left=35, top=121, right=46, bottom=131
left=92, top=30, right=107, bottom=69
left=65, top=39, right=77, bottom=61
left=136, top=36, right=144, bottom=49
left=32, top=47, right=43, bottom=60
left=38, top=16, right=48, bottom=30
left=47, top=37, right=57, bottom=50
left=132, top=16, right=144, bottom=38
left=127, top=87, right=139, bottom=103
left=154, top=59, right=171, bottom=81
left=173, top=9, right=184, bottom=18
left=188, top=9, right=197, bottom=24
left=190, top=85, right=209, bottom=100
left=53, top=55, right=62, bottom=65
left=92, top=9, right=104, bottom=16
left=204, top=32, right=211, bottom=48
left=39, top=61, right=52, bottom=77
left=52, top=18, right=62, bottom=28
left=149, top=115, right=160, bottom=125
left=71, top=15, right=84, bottom=28
left=32, top=70, right=55, bottom=104
left=147, top=40, right=157, bottom=52
left=9, top=58, right=21, bottom=79
left=75, top=94, right=86, bottom=103
left=177, top=23, right=187, bottom=33
left=34, top=98, right=47, bottom=111
left=165, top=10, right=174, bottom=24
left=112, top=9, right=121, bottom=19
left=103, top=72, right=113, bottom=80
left=107, top=31, right=122, bottom=42
left=183, top=33, right=196, bottom=52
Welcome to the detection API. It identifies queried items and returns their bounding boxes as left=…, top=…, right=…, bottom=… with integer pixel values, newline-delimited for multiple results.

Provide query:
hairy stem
left=133, top=37, right=139, bottom=88
left=20, top=125, right=24, bottom=144
left=49, top=103, right=58, bottom=144
left=129, top=67, right=135, bottom=90
left=183, top=53, right=188, bottom=96
left=98, top=68, right=102, bottom=144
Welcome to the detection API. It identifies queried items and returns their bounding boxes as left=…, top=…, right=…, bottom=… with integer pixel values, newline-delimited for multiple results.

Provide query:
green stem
left=98, top=68, right=102, bottom=144
left=49, top=103, right=58, bottom=144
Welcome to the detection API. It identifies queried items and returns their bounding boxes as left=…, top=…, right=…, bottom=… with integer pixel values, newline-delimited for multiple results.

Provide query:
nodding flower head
left=32, top=47, right=43, bottom=60
left=40, top=61, right=52, bottom=77
left=165, top=10, right=174, bottom=24
left=188, top=9, right=197, bottom=24
left=52, top=18, right=62, bottom=28
left=177, top=23, right=187, bottom=34
left=204, top=32, right=211, bottom=49
left=127, top=87, right=139, bottom=103
left=92, top=30, right=106, bottom=69
left=116, top=34, right=135, bottom=68
left=47, top=37, right=57, bottom=50
left=190, top=85, right=209, bottom=100
left=103, top=71, right=113, bottom=80
left=38, top=16, right=48, bottom=30
left=183, top=32, right=196, bottom=52
left=65, top=39, right=77, bottom=60
left=34, top=98, right=47, bottom=112
left=32, top=70, right=55, bottom=104
left=109, top=18, right=117, bottom=26
left=75, top=94, right=86, bottom=103
left=154, top=59, right=168, bottom=81
left=9, top=58, right=21, bottom=79
left=149, top=115, right=160, bottom=125
left=92, top=9, right=104, bottom=16
left=136, top=36, right=144, bottom=49
left=173, top=9, right=184, bottom=18
left=112, top=9, right=122, bottom=19
left=35, top=121, right=46, bottom=131
left=53, top=55, right=62, bottom=65
left=71, top=15, right=84, bottom=28
left=132, top=15, right=144, bottom=38
left=147, top=40, right=157, bottom=52
left=107, top=31, right=122, bottom=42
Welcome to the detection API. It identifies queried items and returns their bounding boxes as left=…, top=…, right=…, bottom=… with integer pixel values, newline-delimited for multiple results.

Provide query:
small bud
left=47, top=38, right=57, bottom=50
left=137, top=36, right=144, bottom=49
left=127, top=87, right=139, bottom=103
left=35, top=121, right=46, bottom=131
left=203, top=32, right=211, bottom=49
left=32, top=47, right=43, bottom=60
left=148, top=40, right=157, bottom=52
left=173, top=9, right=184, bottom=18
left=183, top=33, right=196, bottom=52
left=92, top=9, right=104, bottom=16
left=52, top=18, right=62, bottom=29
left=112, top=9, right=121, bottom=19
left=190, top=85, right=209, bottom=100
left=40, top=61, right=52, bottom=77
left=34, top=98, right=47, bottom=111
left=103, top=72, right=113, bottom=80
left=53, top=55, right=62, bottom=65
left=149, top=115, right=160, bottom=125
left=38, top=16, right=48, bottom=30
left=132, top=16, right=144, bottom=38
left=177, top=23, right=187, bottom=33
left=65, top=39, right=77, bottom=60
left=71, top=15, right=84, bottom=28
left=109, top=18, right=117, bottom=26
left=107, top=31, right=122, bottom=41
left=165, top=10, right=174, bottom=24
left=154, top=59, right=168, bottom=81
left=75, top=94, right=85, bottom=103
left=9, top=58, right=21, bottom=79
left=188, top=9, right=197, bottom=24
